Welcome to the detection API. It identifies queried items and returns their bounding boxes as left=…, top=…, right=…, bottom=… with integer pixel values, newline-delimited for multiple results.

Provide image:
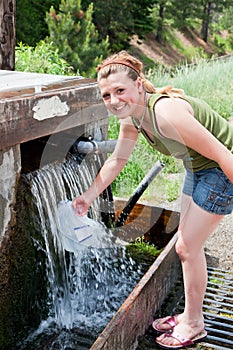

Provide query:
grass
left=147, top=56, right=233, bottom=119
left=109, top=56, right=233, bottom=202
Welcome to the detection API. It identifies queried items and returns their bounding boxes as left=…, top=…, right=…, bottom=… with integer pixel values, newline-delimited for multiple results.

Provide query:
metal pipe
left=115, top=160, right=164, bottom=227
left=73, top=139, right=117, bottom=154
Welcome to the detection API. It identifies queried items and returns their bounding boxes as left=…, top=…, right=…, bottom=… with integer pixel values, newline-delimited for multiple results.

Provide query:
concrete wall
left=0, top=145, right=21, bottom=244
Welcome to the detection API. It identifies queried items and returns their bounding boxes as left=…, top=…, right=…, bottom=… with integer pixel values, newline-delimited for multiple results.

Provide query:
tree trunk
left=156, top=3, right=165, bottom=44
left=0, top=0, right=15, bottom=70
left=201, top=2, right=211, bottom=43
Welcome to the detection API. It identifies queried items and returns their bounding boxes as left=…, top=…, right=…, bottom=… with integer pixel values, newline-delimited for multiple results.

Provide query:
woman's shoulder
left=153, top=95, right=192, bottom=116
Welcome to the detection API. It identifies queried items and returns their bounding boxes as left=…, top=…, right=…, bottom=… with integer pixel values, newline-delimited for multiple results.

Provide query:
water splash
left=18, top=156, right=143, bottom=349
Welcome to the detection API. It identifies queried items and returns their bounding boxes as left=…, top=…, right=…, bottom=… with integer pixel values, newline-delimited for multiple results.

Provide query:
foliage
left=147, top=0, right=233, bottom=45
left=147, top=57, right=233, bottom=119
left=82, top=0, right=134, bottom=51
left=16, top=0, right=60, bottom=46
left=168, top=0, right=201, bottom=29
left=82, top=0, right=156, bottom=51
left=212, top=5, right=233, bottom=52
left=45, top=0, right=110, bottom=77
left=218, top=5, right=233, bottom=33
left=131, top=0, right=157, bottom=36
left=161, top=28, right=209, bottom=63
left=16, top=0, right=233, bottom=59
left=15, top=41, right=74, bottom=75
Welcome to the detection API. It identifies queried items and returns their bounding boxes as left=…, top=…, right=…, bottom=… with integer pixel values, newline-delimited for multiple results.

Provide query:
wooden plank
left=0, top=70, right=94, bottom=98
left=0, top=71, right=108, bottom=150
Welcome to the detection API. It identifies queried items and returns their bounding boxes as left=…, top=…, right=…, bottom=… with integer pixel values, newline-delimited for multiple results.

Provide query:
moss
left=126, top=236, right=162, bottom=266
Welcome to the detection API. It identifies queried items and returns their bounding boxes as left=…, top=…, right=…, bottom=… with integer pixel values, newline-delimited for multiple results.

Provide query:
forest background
left=15, top=0, right=233, bottom=77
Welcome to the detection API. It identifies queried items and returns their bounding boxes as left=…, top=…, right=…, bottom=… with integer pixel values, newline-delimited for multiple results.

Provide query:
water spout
left=73, top=139, right=117, bottom=154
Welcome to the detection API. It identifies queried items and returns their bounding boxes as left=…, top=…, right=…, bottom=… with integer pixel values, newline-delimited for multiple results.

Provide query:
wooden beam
left=0, top=72, right=108, bottom=150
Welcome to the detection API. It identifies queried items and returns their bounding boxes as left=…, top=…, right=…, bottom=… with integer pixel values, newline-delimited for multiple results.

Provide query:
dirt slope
left=130, top=28, right=222, bottom=66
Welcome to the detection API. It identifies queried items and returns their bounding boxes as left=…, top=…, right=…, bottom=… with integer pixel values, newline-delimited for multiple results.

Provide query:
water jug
left=57, top=200, right=112, bottom=251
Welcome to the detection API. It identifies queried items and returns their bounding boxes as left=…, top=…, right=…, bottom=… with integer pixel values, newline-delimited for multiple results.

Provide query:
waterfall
left=18, top=155, right=144, bottom=349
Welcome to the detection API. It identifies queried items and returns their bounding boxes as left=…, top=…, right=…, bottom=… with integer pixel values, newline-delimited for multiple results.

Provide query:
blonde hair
left=97, top=51, right=184, bottom=98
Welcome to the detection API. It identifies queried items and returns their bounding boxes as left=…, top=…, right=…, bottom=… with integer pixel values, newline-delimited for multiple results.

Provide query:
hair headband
left=100, top=60, right=140, bottom=75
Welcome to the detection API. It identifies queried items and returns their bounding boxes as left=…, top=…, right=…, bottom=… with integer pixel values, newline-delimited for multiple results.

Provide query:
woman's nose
left=110, top=95, right=119, bottom=105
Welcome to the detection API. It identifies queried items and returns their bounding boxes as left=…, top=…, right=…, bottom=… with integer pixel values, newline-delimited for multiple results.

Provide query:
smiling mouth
left=113, top=104, right=126, bottom=112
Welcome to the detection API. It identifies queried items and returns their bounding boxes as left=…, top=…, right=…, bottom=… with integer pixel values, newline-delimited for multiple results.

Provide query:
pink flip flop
left=152, top=315, right=177, bottom=332
left=156, top=329, right=208, bottom=349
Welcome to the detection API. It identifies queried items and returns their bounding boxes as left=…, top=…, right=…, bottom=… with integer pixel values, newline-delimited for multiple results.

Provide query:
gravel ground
left=205, top=213, right=233, bottom=271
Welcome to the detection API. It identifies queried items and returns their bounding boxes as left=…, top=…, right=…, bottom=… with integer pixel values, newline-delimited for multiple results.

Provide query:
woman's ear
left=136, top=77, right=144, bottom=92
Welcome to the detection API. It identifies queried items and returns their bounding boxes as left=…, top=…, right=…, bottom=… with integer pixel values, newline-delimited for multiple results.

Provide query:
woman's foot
left=152, top=314, right=181, bottom=333
left=156, top=321, right=206, bottom=349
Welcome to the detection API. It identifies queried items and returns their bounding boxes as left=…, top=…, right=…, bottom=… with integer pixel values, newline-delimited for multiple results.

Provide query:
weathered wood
left=0, top=0, right=15, bottom=70
left=0, top=71, right=108, bottom=150
left=0, top=70, right=91, bottom=97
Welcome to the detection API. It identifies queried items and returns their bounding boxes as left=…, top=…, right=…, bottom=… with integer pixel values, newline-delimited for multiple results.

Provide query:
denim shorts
left=183, top=168, right=233, bottom=215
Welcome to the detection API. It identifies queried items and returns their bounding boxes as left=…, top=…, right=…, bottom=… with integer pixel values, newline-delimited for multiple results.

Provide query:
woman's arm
left=155, top=97, right=233, bottom=183
left=72, top=118, right=138, bottom=215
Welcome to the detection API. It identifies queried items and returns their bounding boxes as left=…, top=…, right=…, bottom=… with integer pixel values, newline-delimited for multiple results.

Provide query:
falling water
left=17, top=155, right=144, bottom=349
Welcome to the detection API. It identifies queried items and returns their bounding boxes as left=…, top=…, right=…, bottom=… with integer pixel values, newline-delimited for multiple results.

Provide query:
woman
left=72, top=51, right=233, bottom=349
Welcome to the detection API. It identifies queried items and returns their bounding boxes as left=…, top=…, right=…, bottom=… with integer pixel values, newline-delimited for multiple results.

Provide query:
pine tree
left=46, top=0, right=109, bottom=77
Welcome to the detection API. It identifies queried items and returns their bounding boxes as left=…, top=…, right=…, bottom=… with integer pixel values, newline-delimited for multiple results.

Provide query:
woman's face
left=98, top=71, right=144, bottom=119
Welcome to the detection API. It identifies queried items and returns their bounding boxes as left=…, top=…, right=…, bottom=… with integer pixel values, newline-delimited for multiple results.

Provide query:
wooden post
left=0, top=0, right=15, bottom=70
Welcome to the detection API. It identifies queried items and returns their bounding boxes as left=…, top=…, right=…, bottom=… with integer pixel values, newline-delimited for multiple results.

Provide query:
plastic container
left=57, top=200, right=112, bottom=251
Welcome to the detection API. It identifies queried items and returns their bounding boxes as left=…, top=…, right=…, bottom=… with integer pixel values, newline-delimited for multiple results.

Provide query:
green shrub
left=45, top=0, right=110, bottom=77
left=15, top=41, right=74, bottom=75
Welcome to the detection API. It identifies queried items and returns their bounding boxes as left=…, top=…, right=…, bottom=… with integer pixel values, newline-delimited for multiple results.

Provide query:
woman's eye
left=117, top=88, right=124, bottom=94
left=102, top=94, right=110, bottom=100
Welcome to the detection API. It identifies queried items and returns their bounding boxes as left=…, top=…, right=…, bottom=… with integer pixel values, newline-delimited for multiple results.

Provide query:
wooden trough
left=90, top=199, right=181, bottom=350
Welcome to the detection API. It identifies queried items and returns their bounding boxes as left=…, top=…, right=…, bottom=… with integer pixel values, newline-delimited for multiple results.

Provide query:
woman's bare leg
left=156, top=194, right=223, bottom=347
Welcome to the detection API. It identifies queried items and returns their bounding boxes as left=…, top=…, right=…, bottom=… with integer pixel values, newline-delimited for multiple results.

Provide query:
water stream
left=17, top=155, right=145, bottom=349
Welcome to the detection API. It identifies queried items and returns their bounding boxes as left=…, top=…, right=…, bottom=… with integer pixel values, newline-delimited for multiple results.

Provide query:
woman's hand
left=72, top=194, right=91, bottom=216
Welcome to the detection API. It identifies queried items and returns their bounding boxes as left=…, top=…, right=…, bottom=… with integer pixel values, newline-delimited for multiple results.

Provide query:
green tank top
left=133, top=94, right=233, bottom=172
